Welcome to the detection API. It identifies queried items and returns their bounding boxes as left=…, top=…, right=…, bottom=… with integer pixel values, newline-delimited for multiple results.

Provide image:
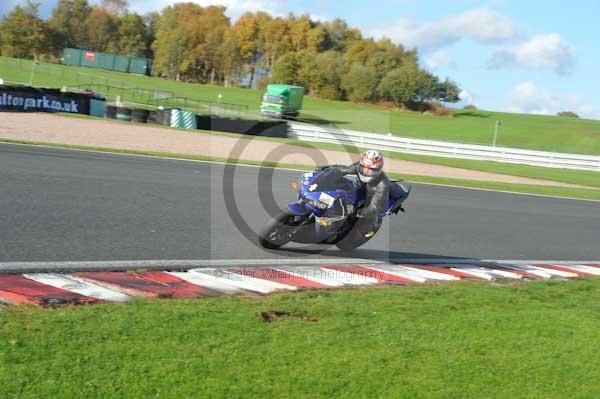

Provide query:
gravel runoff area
left=0, top=112, right=586, bottom=188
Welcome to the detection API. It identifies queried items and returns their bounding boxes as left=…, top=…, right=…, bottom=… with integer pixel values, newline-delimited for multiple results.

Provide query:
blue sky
left=3, top=0, right=600, bottom=119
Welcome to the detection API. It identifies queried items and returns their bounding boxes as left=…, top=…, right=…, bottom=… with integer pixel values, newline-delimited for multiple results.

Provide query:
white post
left=28, top=61, right=38, bottom=86
left=492, top=120, right=501, bottom=147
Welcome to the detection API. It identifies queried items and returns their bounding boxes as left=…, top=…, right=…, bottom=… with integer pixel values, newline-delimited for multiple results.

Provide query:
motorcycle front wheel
left=258, top=211, right=303, bottom=249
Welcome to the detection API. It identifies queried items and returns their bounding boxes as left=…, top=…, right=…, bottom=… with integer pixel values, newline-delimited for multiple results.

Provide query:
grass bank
left=2, top=279, right=600, bottom=398
left=2, top=56, right=600, bottom=155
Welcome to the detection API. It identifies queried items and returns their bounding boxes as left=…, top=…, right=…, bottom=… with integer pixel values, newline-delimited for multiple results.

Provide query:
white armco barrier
left=288, top=122, right=600, bottom=171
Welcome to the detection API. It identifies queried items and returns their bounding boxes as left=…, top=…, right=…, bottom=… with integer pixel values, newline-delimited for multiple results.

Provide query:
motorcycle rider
left=319, top=150, right=405, bottom=228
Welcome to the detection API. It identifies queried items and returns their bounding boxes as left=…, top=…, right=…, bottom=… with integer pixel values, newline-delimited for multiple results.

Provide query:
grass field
left=2, top=56, right=600, bottom=155
left=2, top=278, right=600, bottom=398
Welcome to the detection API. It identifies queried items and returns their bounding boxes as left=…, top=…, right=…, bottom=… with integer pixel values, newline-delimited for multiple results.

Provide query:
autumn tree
left=367, top=39, right=413, bottom=78
left=261, top=17, right=291, bottom=68
left=180, top=5, right=230, bottom=82
left=414, top=70, right=440, bottom=102
left=151, top=4, right=186, bottom=79
left=101, top=0, right=128, bottom=15
left=152, top=4, right=230, bottom=82
left=378, top=64, right=420, bottom=105
left=342, top=64, right=378, bottom=102
left=288, top=15, right=312, bottom=51
left=322, top=19, right=361, bottom=52
left=84, top=6, right=119, bottom=52
left=0, top=2, right=49, bottom=60
left=0, top=0, right=463, bottom=110
left=228, top=12, right=264, bottom=87
left=272, top=52, right=300, bottom=84
left=118, top=13, right=149, bottom=56
left=306, top=24, right=328, bottom=52
left=311, top=50, right=345, bottom=100
left=203, top=21, right=229, bottom=85
left=143, top=11, right=160, bottom=58
left=217, top=31, right=241, bottom=86
left=48, top=0, right=92, bottom=49
left=343, top=39, right=378, bottom=67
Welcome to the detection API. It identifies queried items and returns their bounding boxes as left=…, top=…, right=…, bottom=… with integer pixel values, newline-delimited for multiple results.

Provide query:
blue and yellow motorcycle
left=259, top=167, right=411, bottom=251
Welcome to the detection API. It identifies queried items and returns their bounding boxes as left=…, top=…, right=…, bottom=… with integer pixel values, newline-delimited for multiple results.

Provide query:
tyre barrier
left=170, top=108, right=183, bottom=128
left=147, top=110, right=158, bottom=124
left=182, top=110, right=197, bottom=129
left=116, top=107, right=132, bottom=122
left=196, top=115, right=288, bottom=137
left=131, top=108, right=149, bottom=123
left=155, top=109, right=171, bottom=126
left=105, top=105, right=118, bottom=119
left=105, top=105, right=286, bottom=137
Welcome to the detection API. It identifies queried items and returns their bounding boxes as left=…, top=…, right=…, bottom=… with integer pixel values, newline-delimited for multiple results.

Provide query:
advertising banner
left=0, top=85, right=93, bottom=114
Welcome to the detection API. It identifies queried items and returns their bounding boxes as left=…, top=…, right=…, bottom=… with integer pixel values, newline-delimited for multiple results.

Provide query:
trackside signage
left=0, top=85, right=92, bottom=114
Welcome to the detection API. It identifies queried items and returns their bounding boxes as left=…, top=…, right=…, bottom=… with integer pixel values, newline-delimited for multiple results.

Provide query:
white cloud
left=425, top=50, right=456, bottom=70
left=128, top=0, right=283, bottom=19
left=507, top=82, right=600, bottom=119
left=369, top=7, right=518, bottom=50
left=459, top=89, right=473, bottom=104
left=489, top=33, right=575, bottom=75
left=308, top=13, right=331, bottom=23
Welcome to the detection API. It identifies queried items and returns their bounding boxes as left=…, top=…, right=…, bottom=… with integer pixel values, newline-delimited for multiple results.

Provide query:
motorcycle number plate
left=319, top=192, right=335, bottom=207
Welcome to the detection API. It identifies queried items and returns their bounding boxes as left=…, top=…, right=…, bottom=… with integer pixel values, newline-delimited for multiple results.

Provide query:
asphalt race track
left=1, top=143, right=599, bottom=263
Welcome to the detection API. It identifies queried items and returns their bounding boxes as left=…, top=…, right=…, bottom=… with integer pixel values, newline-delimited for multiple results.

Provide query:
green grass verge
left=384, top=152, right=600, bottom=189
left=2, top=279, right=600, bottom=398
left=1, top=138, right=599, bottom=200
left=2, top=56, right=600, bottom=155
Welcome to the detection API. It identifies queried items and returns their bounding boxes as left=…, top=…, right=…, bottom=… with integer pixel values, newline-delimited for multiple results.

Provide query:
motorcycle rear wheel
left=335, top=217, right=380, bottom=251
left=258, top=211, right=303, bottom=249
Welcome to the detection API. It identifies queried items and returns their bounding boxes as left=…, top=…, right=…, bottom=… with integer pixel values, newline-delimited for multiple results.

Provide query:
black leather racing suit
left=319, top=162, right=390, bottom=220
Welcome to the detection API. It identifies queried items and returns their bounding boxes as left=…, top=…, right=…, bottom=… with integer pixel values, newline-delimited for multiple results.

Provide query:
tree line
left=0, top=0, right=461, bottom=107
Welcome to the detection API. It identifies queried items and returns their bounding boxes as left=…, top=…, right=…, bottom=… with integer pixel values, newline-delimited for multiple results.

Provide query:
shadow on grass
left=454, top=110, right=492, bottom=119
left=297, top=113, right=351, bottom=126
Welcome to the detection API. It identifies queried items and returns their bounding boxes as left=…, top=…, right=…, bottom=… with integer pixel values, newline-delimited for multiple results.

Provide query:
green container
left=129, top=57, right=150, bottom=75
left=80, top=50, right=101, bottom=68
left=62, top=48, right=83, bottom=66
left=113, top=55, right=129, bottom=73
left=98, top=52, right=115, bottom=70
left=63, top=48, right=151, bottom=75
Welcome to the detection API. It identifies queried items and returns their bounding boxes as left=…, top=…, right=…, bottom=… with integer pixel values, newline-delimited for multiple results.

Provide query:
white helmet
left=358, top=150, right=384, bottom=183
